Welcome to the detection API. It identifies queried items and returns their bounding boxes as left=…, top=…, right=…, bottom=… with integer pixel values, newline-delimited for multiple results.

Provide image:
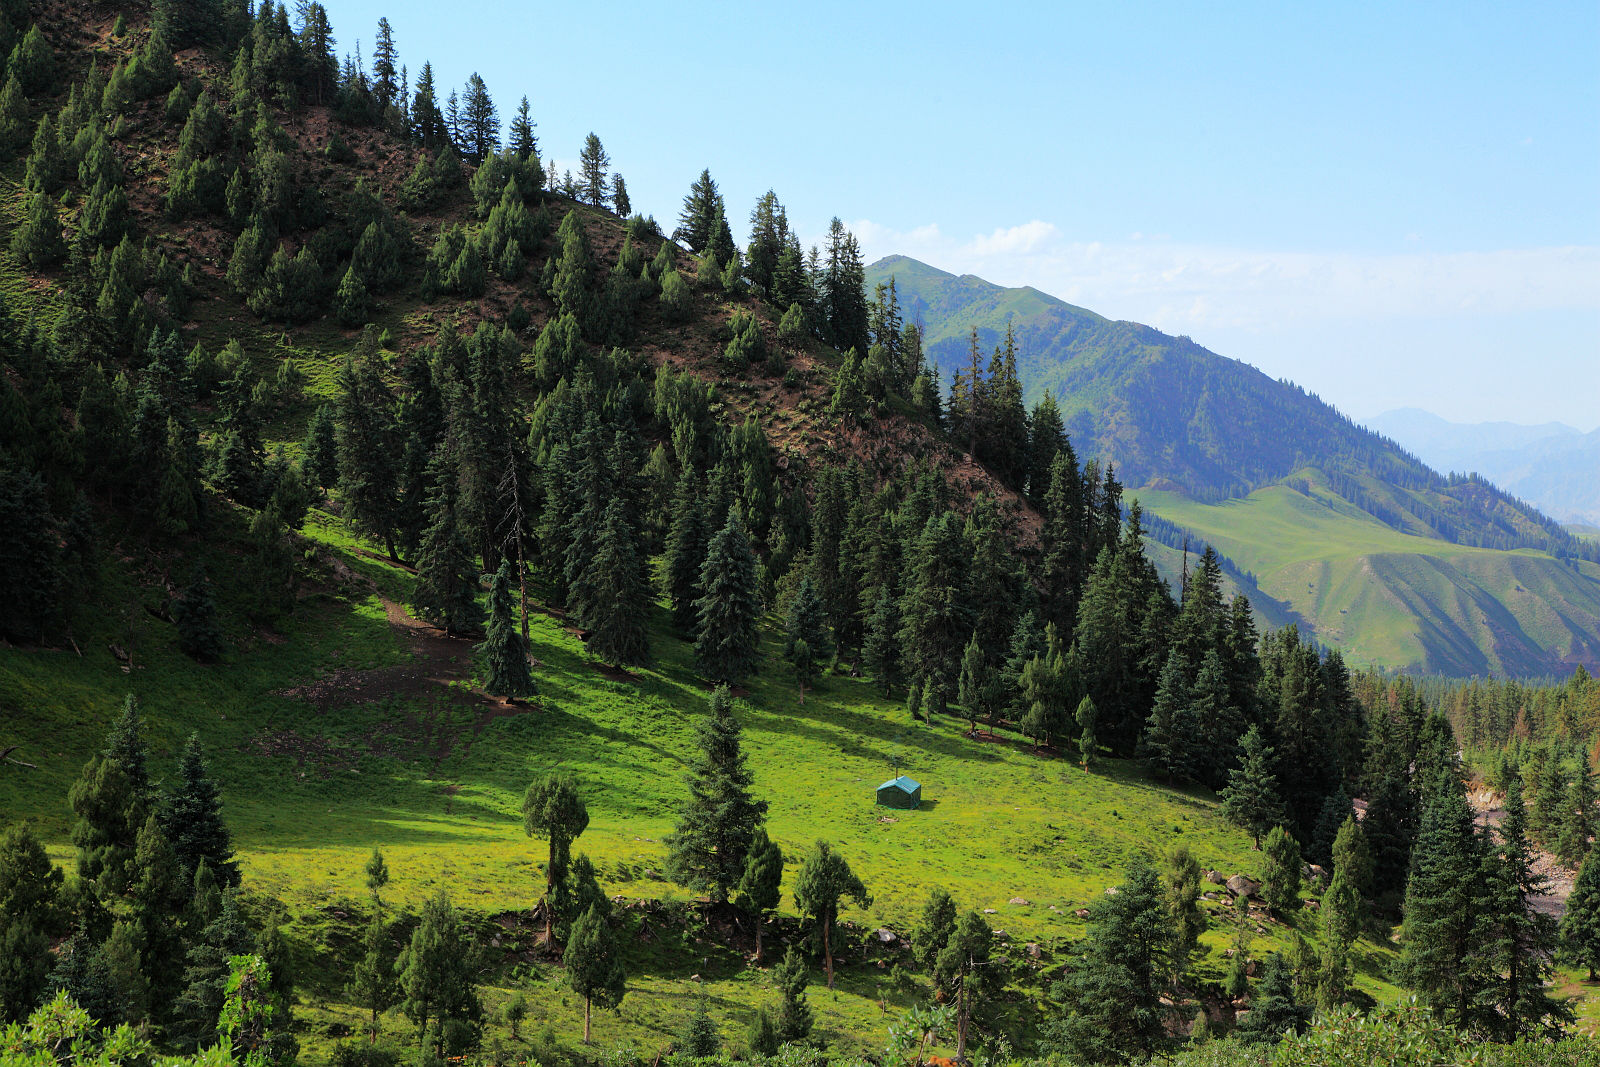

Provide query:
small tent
left=876, top=775, right=921, bottom=810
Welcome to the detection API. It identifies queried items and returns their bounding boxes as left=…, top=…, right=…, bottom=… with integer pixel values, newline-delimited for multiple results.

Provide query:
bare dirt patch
left=1469, top=784, right=1575, bottom=919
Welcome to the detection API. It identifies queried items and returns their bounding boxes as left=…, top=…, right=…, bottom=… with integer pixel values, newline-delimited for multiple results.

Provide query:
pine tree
left=694, top=512, right=761, bottom=684
left=0, top=824, right=62, bottom=1024
left=773, top=945, right=812, bottom=1042
left=862, top=585, right=902, bottom=696
left=371, top=17, right=399, bottom=109
left=586, top=499, right=651, bottom=666
left=1263, top=826, right=1302, bottom=919
left=1238, top=952, right=1309, bottom=1044
left=735, top=827, right=784, bottom=963
left=522, top=773, right=588, bottom=943
left=478, top=559, right=534, bottom=700
left=674, top=169, right=722, bottom=254
left=348, top=913, right=398, bottom=1043
left=1221, top=726, right=1287, bottom=849
left=1563, top=845, right=1600, bottom=980
left=578, top=132, right=610, bottom=207
left=792, top=841, right=870, bottom=989
left=1395, top=768, right=1487, bottom=1028
left=1045, top=854, right=1170, bottom=1064
left=1076, top=695, right=1099, bottom=770
left=565, top=903, right=625, bottom=1043
left=458, top=73, right=498, bottom=162
left=898, top=514, right=973, bottom=716
left=508, top=96, right=538, bottom=163
left=784, top=576, right=830, bottom=701
left=1164, top=845, right=1205, bottom=982
left=957, top=631, right=1000, bottom=735
left=169, top=889, right=254, bottom=1049
left=159, top=733, right=240, bottom=888
left=663, top=472, right=710, bottom=633
left=11, top=191, right=67, bottom=268
left=334, top=266, right=368, bottom=327
left=666, top=686, right=768, bottom=903
left=396, top=892, right=483, bottom=1057
left=611, top=175, right=630, bottom=217
left=411, top=453, right=482, bottom=637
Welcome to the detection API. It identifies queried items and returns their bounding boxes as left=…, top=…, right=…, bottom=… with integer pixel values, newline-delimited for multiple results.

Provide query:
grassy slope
left=1137, top=476, right=1600, bottom=675
left=0, top=497, right=1413, bottom=1058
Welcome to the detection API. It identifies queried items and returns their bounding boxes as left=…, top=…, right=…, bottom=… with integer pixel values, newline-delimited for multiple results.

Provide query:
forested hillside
left=864, top=256, right=1600, bottom=675
left=0, top=2, right=1596, bottom=1066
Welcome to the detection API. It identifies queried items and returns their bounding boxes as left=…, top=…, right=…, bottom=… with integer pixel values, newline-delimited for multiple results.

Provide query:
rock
left=1203, top=868, right=1226, bottom=885
left=1073, top=908, right=1090, bottom=919
left=993, top=930, right=1009, bottom=940
left=1025, top=942, right=1042, bottom=959
left=1008, top=897, right=1030, bottom=906
left=1234, top=1009, right=1252, bottom=1027
left=1307, top=864, right=1328, bottom=885
left=1201, top=892, right=1220, bottom=901
left=983, top=908, right=997, bottom=914
left=1105, top=886, right=1119, bottom=896
left=1226, top=874, right=1262, bottom=899
left=875, top=927, right=898, bottom=943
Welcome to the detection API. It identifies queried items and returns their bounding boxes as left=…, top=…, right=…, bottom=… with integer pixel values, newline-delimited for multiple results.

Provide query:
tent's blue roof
left=877, top=775, right=921, bottom=793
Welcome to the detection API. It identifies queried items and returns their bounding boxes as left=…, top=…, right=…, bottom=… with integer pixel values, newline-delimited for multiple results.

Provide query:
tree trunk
left=517, top=543, right=530, bottom=644
left=385, top=533, right=398, bottom=562
left=824, top=912, right=835, bottom=989
left=584, top=995, right=592, bottom=1044
left=755, top=918, right=764, bottom=964
left=956, top=977, right=970, bottom=1058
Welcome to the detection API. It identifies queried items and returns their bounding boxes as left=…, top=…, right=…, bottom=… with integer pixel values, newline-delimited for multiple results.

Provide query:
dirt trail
left=1468, top=785, right=1576, bottom=920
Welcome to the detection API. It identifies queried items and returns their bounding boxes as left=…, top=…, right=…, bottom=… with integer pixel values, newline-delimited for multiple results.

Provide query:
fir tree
left=792, top=840, right=870, bottom=990
left=578, top=132, right=610, bottom=207
left=1395, top=768, right=1488, bottom=1028
left=508, top=96, right=538, bottom=163
left=348, top=913, right=397, bottom=1043
left=1221, top=725, right=1286, bottom=849
left=1164, top=845, right=1205, bottom=982
left=478, top=559, right=534, bottom=700
left=1263, top=825, right=1302, bottom=919
left=565, top=903, right=625, bottom=1043
left=159, top=733, right=240, bottom=888
left=663, top=472, right=710, bottom=633
left=957, top=631, right=1001, bottom=735
left=1562, top=845, right=1600, bottom=980
left=694, top=512, right=761, bottom=684
left=898, top=514, right=973, bottom=715
left=784, top=576, right=830, bottom=701
left=611, top=174, right=630, bottom=217
left=411, top=453, right=482, bottom=637
left=735, top=827, right=784, bottom=963
left=586, top=499, right=650, bottom=666
left=862, top=585, right=903, bottom=696
left=396, top=892, right=483, bottom=1057
left=334, top=266, right=369, bottom=327
left=1045, top=853, right=1170, bottom=1064
left=773, top=945, right=812, bottom=1042
left=1238, top=952, right=1309, bottom=1044
left=169, top=889, right=254, bottom=1049
left=666, top=686, right=768, bottom=903
left=458, top=73, right=498, bottom=162
left=0, top=824, right=61, bottom=1024
left=674, top=169, right=722, bottom=254
left=11, top=191, right=67, bottom=268
left=1076, top=695, right=1099, bottom=770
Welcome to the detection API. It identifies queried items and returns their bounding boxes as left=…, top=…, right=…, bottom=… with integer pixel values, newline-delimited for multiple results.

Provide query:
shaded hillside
left=866, top=255, right=1597, bottom=566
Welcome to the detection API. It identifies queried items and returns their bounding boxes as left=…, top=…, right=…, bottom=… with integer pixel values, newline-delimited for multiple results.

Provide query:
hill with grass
left=866, top=255, right=1600, bottom=675
left=0, top=2, right=1594, bottom=1063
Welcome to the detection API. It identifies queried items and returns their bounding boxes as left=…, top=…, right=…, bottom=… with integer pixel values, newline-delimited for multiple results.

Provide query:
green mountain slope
left=868, top=255, right=1600, bottom=675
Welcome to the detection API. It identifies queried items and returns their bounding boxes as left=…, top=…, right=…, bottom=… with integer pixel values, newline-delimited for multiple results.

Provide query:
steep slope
left=868, top=256, right=1600, bottom=674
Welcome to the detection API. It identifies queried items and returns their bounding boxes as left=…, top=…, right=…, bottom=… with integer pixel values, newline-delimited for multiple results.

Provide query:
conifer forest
left=0, top=3, right=1598, bottom=1066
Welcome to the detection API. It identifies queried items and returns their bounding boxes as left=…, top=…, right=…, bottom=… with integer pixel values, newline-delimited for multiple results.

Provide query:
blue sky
left=324, top=1, right=1598, bottom=429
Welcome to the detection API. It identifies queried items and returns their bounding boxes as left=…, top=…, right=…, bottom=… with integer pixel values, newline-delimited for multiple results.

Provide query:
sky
left=326, top=1, right=1599, bottom=430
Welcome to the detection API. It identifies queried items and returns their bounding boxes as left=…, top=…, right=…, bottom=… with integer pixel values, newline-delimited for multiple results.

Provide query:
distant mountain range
left=1363, top=409, right=1600, bottom=528
left=865, top=255, right=1600, bottom=676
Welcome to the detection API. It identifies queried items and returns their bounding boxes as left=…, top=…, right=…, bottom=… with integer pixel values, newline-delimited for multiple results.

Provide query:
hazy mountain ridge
left=1365, top=408, right=1600, bottom=527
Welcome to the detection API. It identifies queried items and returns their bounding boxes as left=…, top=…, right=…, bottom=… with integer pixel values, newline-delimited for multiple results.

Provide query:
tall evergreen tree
left=396, top=891, right=483, bottom=1057
left=792, top=841, right=870, bottom=990
left=735, top=827, right=784, bottom=963
left=674, top=169, right=722, bottom=254
left=1045, top=854, right=1170, bottom=1064
left=773, top=945, right=812, bottom=1042
left=693, top=512, right=761, bottom=684
left=1221, top=725, right=1287, bottom=849
left=1263, top=825, right=1302, bottom=919
left=522, top=773, right=588, bottom=943
left=784, top=576, right=830, bottom=701
left=411, top=452, right=482, bottom=637
left=663, top=471, right=710, bottom=634
left=578, top=132, right=610, bottom=207
left=666, top=686, right=768, bottom=903
left=173, top=567, right=224, bottom=662
left=159, top=733, right=240, bottom=888
left=565, top=903, right=625, bottom=1043
left=478, top=558, right=534, bottom=700
left=898, top=514, right=973, bottom=715
left=508, top=96, right=538, bottom=164
left=1562, top=844, right=1600, bottom=980
left=586, top=499, right=651, bottom=666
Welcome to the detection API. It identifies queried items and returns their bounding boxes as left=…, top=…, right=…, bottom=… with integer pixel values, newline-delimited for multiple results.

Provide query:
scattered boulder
left=1025, top=943, right=1042, bottom=959
left=1105, top=886, right=1119, bottom=896
left=1226, top=874, right=1262, bottom=899
left=874, top=928, right=899, bottom=943
left=1307, top=864, right=1328, bottom=885
left=983, top=908, right=997, bottom=914
left=1073, top=908, right=1090, bottom=919
left=1203, top=868, right=1226, bottom=885
left=1008, top=897, right=1030, bottom=906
